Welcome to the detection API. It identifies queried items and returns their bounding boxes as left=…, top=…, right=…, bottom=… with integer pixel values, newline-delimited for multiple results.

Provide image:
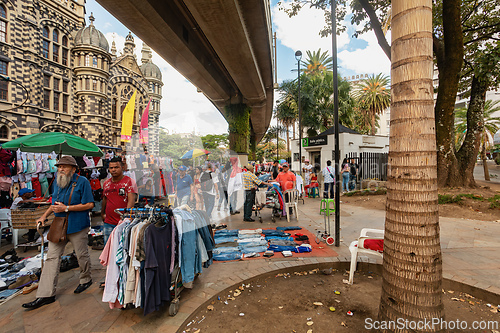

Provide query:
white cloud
left=338, top=30, right=391, bottom=76
left=103, top=33, right=228, bottom=136
left=272, top=1, right=350, bottom=56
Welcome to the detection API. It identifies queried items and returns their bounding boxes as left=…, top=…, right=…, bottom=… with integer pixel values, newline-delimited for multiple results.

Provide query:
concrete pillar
left=226, top=103, right=250, bottom=154
left=249, top=130, right=257, bottom=161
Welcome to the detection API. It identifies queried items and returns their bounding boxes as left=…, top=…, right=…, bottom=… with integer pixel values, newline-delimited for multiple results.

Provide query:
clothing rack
left=102, top=205, right=213, bottom=316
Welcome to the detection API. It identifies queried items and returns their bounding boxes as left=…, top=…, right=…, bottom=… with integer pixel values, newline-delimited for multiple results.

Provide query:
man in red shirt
left=274, top=163, right=296, bottom=192
left=101, top=157, right=137, bottom=245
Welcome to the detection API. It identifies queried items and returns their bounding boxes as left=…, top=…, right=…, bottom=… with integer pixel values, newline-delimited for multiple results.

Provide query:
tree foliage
left=158, top=130, right=203, bottom=165
left=352, top=73, right=391, bottom=136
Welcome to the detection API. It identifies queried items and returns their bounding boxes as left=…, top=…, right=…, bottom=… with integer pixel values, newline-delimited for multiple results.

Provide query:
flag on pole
left=120, top=90, right=137, bottom=142
left=140, top=98, right=151, bottom=145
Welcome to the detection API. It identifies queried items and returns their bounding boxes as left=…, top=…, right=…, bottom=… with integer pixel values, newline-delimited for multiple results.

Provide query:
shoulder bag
left=47, top=177, right=78, bottom=243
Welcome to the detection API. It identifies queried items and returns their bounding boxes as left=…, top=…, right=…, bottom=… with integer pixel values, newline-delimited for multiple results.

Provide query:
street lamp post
left=331, top=0, right=340, bottom=247
left=295, top=50, right=302, bottom=174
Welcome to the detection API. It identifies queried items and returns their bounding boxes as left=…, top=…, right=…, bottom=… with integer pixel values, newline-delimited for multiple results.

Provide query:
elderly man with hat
left=22, top=155, right=94, bottom=310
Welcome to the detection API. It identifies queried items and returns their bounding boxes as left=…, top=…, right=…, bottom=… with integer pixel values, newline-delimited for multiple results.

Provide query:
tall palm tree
left=455, top=100, right=500, bottom=181
left=378, top=0, right=445, bottom=331
left=352, top=73, right=391, bottom=135
left=301, top=49, right=333, bottom=75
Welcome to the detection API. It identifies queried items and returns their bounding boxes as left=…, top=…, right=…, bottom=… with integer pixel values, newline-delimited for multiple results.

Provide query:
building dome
left=74, top=14, right=109, bottom=52
left=140, top=62, right=162, bottom=80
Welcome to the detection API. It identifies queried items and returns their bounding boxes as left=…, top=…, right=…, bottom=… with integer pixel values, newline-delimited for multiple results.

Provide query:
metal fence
left=346, top=152, right=388, bottom=181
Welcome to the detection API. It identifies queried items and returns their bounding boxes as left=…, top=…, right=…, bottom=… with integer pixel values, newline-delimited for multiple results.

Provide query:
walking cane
left=37, top=221, right=45, bottom=271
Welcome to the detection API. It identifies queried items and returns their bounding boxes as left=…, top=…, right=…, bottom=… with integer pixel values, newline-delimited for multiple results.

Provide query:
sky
left=85, top=0, right=391, bottom=136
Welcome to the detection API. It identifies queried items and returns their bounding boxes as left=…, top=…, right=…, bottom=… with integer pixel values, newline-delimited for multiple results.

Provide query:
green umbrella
left=2, top=132, right=104, bottom=157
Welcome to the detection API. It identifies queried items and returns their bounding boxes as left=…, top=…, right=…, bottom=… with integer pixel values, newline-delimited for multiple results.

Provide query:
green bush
left=488, top=195, right=500, bottom=209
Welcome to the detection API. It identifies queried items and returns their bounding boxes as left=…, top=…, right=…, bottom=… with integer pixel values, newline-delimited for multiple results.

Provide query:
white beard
left=57, top=173, right=72, bottom=188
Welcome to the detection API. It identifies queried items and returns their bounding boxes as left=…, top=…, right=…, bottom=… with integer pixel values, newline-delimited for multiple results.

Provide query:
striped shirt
left=242, top=171, right=262, bottom=190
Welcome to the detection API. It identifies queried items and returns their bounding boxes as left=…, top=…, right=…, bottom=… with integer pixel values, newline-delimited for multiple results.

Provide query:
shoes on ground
left=234, top=211, right=240, bottom=214
left=22, top=296, right=55, bottom=309
left=74, top=280, right=92, bottom=294
left=243, top=218, right=255, bottom=222
left=22, top=282, right=39, bottom=294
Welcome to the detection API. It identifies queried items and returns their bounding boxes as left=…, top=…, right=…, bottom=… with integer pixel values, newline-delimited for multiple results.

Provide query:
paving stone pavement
left=0, top=195, right=499, bottom=332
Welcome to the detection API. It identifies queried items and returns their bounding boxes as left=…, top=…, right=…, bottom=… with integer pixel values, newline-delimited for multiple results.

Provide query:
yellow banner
left=120, top=90, right=137, bottom=142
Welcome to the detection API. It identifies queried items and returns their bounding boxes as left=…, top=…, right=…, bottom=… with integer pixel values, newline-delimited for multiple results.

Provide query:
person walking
left=321, top=160, right=335, bottom=199
left=22, top=156, right=94, bottom=310
left=242, top=165, right=271, bottom=222
left=341, top=158, right=350, bottom=193
left=101, top=157, right=138, bottom=245
left=200, top=163, right=219, bottom=218
left=175, top=165, right=194, bottom=206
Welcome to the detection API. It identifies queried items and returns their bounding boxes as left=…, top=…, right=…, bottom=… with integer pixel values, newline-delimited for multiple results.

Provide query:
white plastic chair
left=283, top=189, right=299, bottom=223
left=348, top=228, right=384, bottom=284
left=0, top=209, right=12, bottom=243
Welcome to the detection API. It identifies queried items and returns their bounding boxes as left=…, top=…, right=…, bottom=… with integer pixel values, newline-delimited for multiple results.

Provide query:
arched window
left=0, top=5, right=7, bottom=43
left=0, top=125, right=8, bottom=139
left=112, top=98, right=117, bottom=119
left=42, top=27, right=50, bottom=59
left=84, top=55, right=89, bottom=66
left=52, top=29, right=58, bottom=42
left=92, top=56, right=98, bottom=68
left=62, top=35, right=68, bottom=47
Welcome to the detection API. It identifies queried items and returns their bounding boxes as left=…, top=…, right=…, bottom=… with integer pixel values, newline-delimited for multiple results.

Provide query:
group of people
left=301, top=158, right=359, bottom=199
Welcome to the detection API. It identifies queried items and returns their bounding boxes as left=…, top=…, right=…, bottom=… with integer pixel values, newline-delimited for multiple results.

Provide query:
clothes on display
left=99, top=207, right=214, bottom=316
left=213, top=227, right=308, bottom=261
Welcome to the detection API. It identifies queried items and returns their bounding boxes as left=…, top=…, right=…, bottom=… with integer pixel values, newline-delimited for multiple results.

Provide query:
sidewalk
left=0, top=196, right=499, bottom=332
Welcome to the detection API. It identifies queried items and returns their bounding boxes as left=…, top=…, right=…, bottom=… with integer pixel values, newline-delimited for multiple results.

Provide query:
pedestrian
left=302, top=159, right=313, bottom=186
left=101, top=157, right=138, bottom=245
left=321, top=160, right=335, bottom=199
left=193, top=166, right=204, bottom=210
left=22, top=156, right=94, bottom=310
left=224, top=156, right=242, bottom=215
left=175, top=165, right=194, bottom=206
left=217, top=164, right=229, bottom=212
left=341, top=158, right=350, bottom=193
left=349, top=158, right=358, bottom=191
left=200, top=163, right=219, bottom=218
left=271, top=160, right=280, bottom=180
left=242, top=165, right=271, bottom=222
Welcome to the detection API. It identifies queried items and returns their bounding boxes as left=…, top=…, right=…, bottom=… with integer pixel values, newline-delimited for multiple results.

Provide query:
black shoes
left=22, top=296, right=55, bottom=309
left=74, top=280, right=92, bottom=294
left=243, top=218, right=255, bottom=222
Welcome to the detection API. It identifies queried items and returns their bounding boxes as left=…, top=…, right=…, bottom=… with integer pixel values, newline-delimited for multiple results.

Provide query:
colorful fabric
left=140, top=99, right=150, bottom=145
left=120, top=90, right=137, bottom=142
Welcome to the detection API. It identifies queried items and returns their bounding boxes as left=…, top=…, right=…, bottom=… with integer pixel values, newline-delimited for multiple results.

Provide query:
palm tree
left=352, top=73, right=391, bottom=135
left=455, top=100, right=500, bottom=181
left=301, top=49, right=333, bottom=75
left=378, top=0, right=445, bottom=330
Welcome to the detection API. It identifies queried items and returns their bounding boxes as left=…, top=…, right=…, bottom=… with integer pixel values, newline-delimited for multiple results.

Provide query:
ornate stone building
left=0, top=0, right=163, bottom=154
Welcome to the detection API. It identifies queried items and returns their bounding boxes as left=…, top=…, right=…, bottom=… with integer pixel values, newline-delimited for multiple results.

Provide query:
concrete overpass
left=96, top=0, right=274, bottom=155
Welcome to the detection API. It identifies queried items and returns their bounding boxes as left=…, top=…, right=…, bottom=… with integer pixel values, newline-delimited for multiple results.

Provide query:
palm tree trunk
left=370, top=111, right=376, bottom=136
left=481, top=141, right=490, bottom=181
left=378, top=1, right=445, bottom=332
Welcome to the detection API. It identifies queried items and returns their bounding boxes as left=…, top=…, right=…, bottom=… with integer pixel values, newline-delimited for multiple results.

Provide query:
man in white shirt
left=321, top=160, right=335, bottom=199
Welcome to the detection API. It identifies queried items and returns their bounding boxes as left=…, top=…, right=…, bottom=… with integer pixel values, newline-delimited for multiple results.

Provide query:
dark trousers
left=244, top=190, right=255, bottom=220
left=324, top=182, right=334, bottom=199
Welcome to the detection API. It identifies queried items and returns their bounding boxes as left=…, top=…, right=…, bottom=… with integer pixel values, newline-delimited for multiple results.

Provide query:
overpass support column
left=226, top=103, right=250, bottom=165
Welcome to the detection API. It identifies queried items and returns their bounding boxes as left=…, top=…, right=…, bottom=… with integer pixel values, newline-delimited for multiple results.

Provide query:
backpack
left=350, top=164, right=357, bottom=176
left=200, top=171, right=213, bottom=192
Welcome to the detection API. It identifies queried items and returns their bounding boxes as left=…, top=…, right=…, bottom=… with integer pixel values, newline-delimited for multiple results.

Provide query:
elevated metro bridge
left=96, top=0, right=274, bottom=157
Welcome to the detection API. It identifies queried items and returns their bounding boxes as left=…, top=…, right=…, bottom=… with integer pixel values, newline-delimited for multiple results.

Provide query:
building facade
left=0, top=0, right=163, bottom=154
